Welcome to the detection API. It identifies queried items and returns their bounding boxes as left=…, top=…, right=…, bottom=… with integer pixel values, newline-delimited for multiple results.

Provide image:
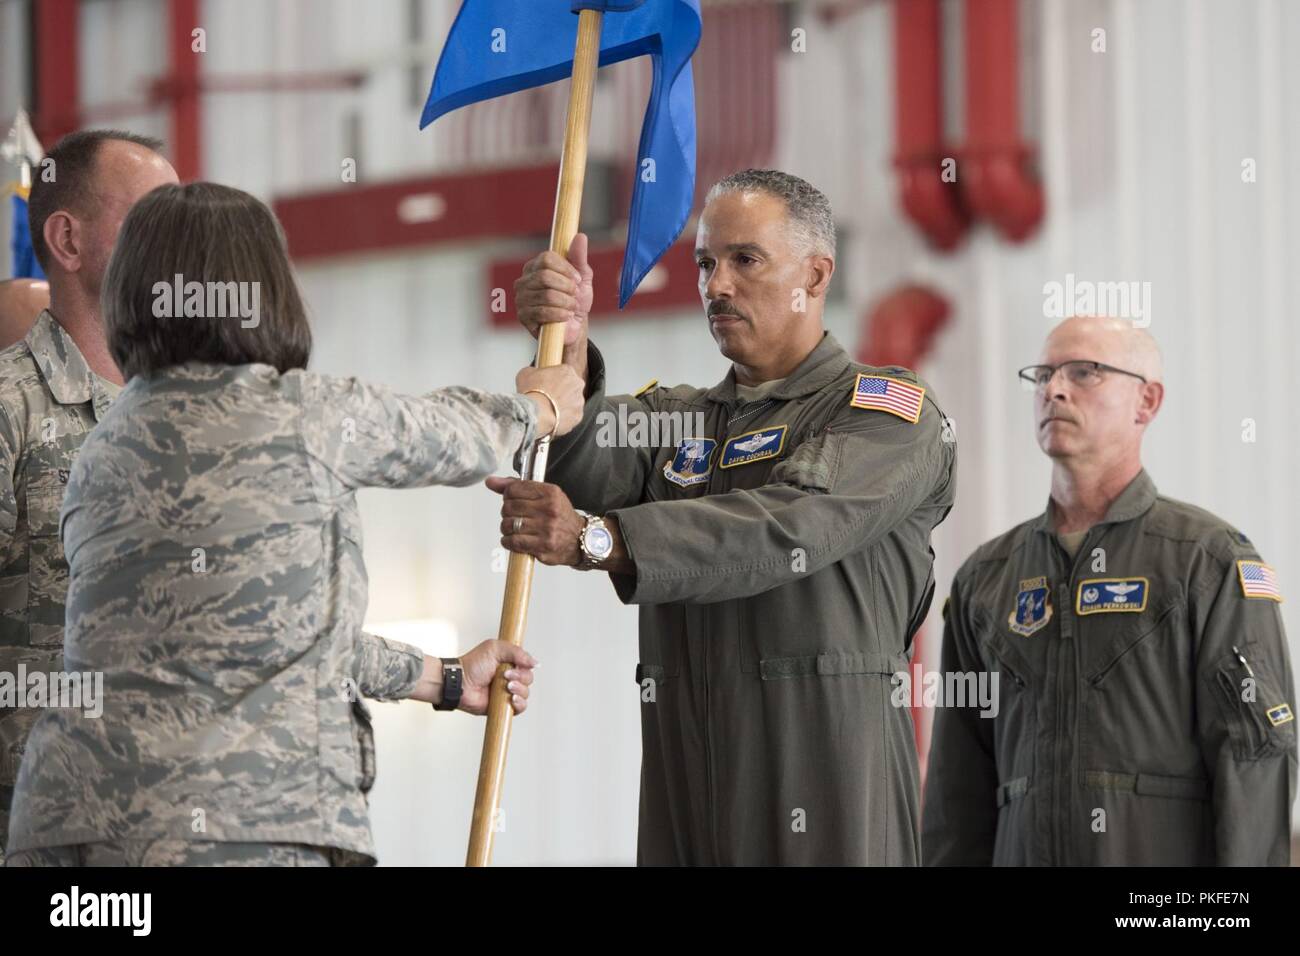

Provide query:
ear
left=42, top=210, right=83, bottom=274
left=1135, top=380, right=1163, bottom=425
left=804, top=254, right=835, bottom=299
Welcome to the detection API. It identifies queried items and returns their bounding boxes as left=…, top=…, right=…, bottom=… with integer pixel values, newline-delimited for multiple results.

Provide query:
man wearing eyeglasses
left=922, top=315, right=1296, bottom=866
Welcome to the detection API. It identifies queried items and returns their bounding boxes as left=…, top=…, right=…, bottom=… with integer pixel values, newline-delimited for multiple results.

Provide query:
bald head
left=1041, top=315, right=1163, bottom=383
left=0, top=279, right=50, bottom=349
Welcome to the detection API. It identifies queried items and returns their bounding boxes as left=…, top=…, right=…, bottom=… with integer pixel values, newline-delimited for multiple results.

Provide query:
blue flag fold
left=10, top=193, right=45, bottom=280
left=422, top=0, right=701, bottom=308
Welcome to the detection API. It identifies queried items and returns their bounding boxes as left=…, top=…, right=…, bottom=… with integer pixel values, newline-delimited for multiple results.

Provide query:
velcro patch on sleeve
left=849, top=373, right=924, bottom=423
left=1237, top=560, right=1282, bottom=602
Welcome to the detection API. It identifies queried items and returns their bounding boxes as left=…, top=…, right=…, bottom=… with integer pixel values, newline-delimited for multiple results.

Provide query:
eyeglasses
left=1017, top=360, right=1147, bottom=390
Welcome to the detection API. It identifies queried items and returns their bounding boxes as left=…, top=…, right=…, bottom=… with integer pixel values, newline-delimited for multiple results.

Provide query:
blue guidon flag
left=850, top=373, right=925, bottom=423
left=421, top=0, right=702, bottom=308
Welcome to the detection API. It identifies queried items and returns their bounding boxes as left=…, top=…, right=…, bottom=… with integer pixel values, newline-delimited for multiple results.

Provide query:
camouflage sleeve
left=354, top=631, right=425, bottom=701
left=296, top=372, right=538, bottom=491
left=1192, top=534, right=1297, bottom=865
left=0, top=404, right=15, bottom=555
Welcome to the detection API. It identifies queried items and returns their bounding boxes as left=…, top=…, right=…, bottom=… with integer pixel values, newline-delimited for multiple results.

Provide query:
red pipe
left=167, top=0, right=202, bottom=181
left=892, top=0, right=968, bottom=251
left=34, top=0, right=80, bottom=146
left=962, top=0, right=1043, bottom=241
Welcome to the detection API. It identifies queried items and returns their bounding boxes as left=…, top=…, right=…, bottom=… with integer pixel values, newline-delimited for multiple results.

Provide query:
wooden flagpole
left=466, top=8, right=604, bottom=867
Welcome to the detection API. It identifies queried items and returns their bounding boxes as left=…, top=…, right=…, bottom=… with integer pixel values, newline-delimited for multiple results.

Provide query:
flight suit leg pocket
left=635, top=604, right=685, bottom=698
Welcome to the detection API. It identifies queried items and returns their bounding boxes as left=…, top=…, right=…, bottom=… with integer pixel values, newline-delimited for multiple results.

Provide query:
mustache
left=707, top=302, right=745, bottom=320
left=1040, top=404, right=1077, bottom=427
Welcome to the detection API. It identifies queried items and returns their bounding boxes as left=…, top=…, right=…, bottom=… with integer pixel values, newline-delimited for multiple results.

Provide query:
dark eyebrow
left=694, top=243, right=769, bottom=258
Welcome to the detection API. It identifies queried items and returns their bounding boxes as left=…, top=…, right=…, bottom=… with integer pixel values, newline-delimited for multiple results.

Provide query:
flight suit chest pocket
left=1213, top=644, right=1296, bottom=760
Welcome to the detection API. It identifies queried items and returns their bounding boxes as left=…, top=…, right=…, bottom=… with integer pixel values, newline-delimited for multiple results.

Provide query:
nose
left=703, top=261, right=734, bottom=302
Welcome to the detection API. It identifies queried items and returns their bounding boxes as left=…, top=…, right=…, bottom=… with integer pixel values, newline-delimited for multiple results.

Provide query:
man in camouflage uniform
left=0, top=130, right=177, bottom=860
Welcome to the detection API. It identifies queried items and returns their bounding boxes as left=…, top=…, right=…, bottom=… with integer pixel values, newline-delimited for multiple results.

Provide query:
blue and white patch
left=1077, top=577, right=1149, bottom=614
left=1008, top=576, right=1052, bottom=637
left=719, top=425, right=787, bottom=469
left=1267, top=703, right=1294, bottom=727
left=663, top=437, right=717, bottom=487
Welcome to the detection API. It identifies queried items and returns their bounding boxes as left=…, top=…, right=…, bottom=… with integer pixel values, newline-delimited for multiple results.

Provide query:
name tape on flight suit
left=1077, top=577, right=1149, bottom=614
left=719, top=425, right=787, bottom=469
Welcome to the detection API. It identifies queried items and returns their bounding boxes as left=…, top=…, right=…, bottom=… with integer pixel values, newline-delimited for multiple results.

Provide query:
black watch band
left=433, top=658, right=463, bottom=711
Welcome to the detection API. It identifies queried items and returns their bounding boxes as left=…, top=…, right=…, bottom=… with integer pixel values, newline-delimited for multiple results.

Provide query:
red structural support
left=167, top=0, right=202, bottom=181
left=274, top=163, right=569, bottom=260
left=34, top=0, right=80, bottom=145
left=487, top=239, right=700, bottom=324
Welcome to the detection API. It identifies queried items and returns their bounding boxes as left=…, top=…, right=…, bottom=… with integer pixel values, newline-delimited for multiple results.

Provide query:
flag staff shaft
left=466, top=7, right=604, bottom=868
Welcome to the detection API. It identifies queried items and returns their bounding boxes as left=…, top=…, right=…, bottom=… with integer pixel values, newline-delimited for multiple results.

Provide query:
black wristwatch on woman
left=433, top=658, right=463, bottom=711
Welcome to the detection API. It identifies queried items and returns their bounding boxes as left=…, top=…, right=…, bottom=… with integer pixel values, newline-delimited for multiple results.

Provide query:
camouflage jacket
left=0, top=311, right=120, bottom=855
left=6, top=362, right=536, bottom=862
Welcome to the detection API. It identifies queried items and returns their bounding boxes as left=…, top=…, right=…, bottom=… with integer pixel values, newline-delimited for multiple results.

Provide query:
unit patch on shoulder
left=1077, top=578, right=1149, bottom=614
left=663, top=437, right=717, bottom=487
left=1237, top=560, right=1282, bottom=602
left=719, top=425, right=787, bottom=469
left=849, top=373, right=925, bottom=423
left=1009, top=576, right=1052, bottom=637
left=1267, top=703, right=1294, bottom=727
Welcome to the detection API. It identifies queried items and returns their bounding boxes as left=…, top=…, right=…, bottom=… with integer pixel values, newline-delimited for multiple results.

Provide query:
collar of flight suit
left=702, top=330, right=851, bottom=405
left=24, top=309, right=121, bottom=421
left=1030, top=467, right=1159, bottom=537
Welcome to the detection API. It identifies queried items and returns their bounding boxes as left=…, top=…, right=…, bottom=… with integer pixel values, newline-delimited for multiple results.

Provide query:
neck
left=48, top=284, right=124, bottom=386
left=732, top=323, right=824, bottom=386
left=1049, top=455, right=1143, bottom=533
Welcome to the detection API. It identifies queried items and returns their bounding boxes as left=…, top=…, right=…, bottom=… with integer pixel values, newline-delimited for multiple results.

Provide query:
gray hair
left=703, top=168, right=836, bottom=258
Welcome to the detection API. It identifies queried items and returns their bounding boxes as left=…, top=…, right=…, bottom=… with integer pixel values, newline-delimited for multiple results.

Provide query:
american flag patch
left=849, top=373, right=925, bottom=423
left=1237, top=560, right=1282, bottom=601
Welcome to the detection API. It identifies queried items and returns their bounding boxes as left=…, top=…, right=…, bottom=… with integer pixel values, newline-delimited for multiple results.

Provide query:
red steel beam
left=273, top=163, right=569, bottom=260
left=487, top=240, right=700, bottom=324
left=34, top=0, right=80, bottom=145
left=168, top=0, right=202, bottom=181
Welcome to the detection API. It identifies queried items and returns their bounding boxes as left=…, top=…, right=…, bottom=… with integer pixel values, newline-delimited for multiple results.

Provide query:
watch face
left=584, top=526, right=614, bottom=558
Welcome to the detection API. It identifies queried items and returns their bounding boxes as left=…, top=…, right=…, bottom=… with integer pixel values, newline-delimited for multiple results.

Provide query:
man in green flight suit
left=923, top=315, right=1296, bottom=866
left=488, top=169, right=957, bottom=865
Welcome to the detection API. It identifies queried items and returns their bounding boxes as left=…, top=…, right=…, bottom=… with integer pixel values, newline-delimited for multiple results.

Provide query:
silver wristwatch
left=575, top=509, right=614, bottom=570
